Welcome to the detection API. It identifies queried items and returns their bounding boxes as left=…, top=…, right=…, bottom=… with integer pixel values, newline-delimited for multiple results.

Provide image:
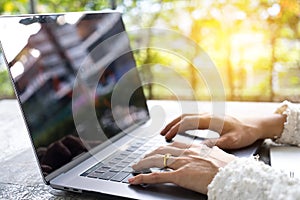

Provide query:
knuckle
left=150, top=146, right=164, bottom=155
left=136, top=174, right=143, bottom=182
left=181, top=115, right=189, bottom=122
left=181, top=114, right=189, bottom=118
left=150, top=172, right=161, bottom=181
left=174, top=157, right=190, bottom=166
left=180, top=118, right=191, bottom=128
left=183, top=149, right=194, bottom=155
left=156, top=146, right=165, bottom=152
left=224, top=135, right=238, bottom=144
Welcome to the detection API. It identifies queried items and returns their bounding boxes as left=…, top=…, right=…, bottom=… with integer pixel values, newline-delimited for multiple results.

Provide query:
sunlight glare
left=268, top=3, right=281, bottom=17
left=11, top=61, right=24, bottom=79
left=0, top=18, right=41, bottom=63
left=30, top=48, right=41, bottom=58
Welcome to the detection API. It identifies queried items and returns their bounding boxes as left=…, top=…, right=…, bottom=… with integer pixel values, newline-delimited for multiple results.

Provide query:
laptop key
left=81, top=162, right=104, bottom=176
left=110, top=166, right=125, bottom=172
left=116, top=163, right=127, bottom=168
left=122, top=166, right=133, bottom=173
left=123, top=157, right=135, bottom=163
left=111, top=172, right=130, bottom=182
left=120, top=152, right=130, bottom=157
left=95, top=167, right=110, bottom=173
left=99, top=171, right=117, bottom=180
left=121, top=160, right=131, bottom=165
left=113, top=156, right=124, bottom=161
left=122, top=173, right=135, bottom=183
left=102, top=164, right=115, bottom=169
left=129, top=153, right=142, bottom=159
left=87, top=172, right=103, bottom=179
left=132, top=169, right=152, bottom=176
left=135, top=149, right=147, bottom=155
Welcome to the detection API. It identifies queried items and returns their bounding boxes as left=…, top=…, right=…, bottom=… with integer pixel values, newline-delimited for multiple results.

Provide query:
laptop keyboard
left=80, top=136, right=165, bottom=183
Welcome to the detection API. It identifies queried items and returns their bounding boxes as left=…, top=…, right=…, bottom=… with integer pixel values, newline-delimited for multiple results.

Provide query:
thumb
left=214, top=137, right=232, bottom=149
left=202, top=138, right=218, bottom=148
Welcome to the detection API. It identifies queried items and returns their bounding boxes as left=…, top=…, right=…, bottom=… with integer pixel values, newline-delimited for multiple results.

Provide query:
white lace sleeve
left=207, top=158, right=300, bottom=200
left=274, top=101, right=300, bottom=145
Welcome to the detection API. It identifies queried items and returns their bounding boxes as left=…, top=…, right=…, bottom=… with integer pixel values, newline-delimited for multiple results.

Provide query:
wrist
left=274, top=101, right=300, bottom=145
left=256, top=114, right=286, bottom=140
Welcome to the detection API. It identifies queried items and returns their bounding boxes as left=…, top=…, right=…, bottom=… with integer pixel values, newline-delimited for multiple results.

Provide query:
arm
left=129, top=101, right=300, bottom=196
left=161, top=101, right=300, bottom=149
left=160, top=113, right=286, bottom=149
left=208, top=101, right=300, bottom=199
left=208, top=157, right=300, bottom=200
left=130, top=142, right=300, bottom=197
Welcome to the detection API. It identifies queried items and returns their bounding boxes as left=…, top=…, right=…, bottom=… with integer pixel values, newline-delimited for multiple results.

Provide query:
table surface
left=0, top=99, right=279, bottom=199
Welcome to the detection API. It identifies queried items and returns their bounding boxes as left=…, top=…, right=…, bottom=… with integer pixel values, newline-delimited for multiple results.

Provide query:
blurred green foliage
left=0, top=0, right=299, bottom=102
left=0, top=69, right=14, bottom=98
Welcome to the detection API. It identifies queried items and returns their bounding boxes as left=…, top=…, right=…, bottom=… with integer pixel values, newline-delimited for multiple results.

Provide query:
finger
left=214, top=137, right=230, bottom=149
left=163, top=121, right=182, bottom=140
left=160, top=116, right=181, bottom=136
left=132, top=155, right=179, bottom=170
left=170, top=142, right=213, bottom=158
left=169, top=141, right=191, bottom=149
left=128, top=171, right=175, bottom=185
left=132, top=155, right=163, bottom=170
left=144, top=145, right=184, bottom=158
left=160, top=114, right=193, bottom=136
left=186, top=114, right=225, bottom=133
left=207, top=115, right=226, bottom=133
left=170, top=141, right=206, bottom=149
left=164, top=115, right=213, bottom=141
left=209, top=146, right=236, bottom=165
left=202, top=138, right=219, bottom=148
left=162, top=114, right=224, bottom=138
left=164, top=118, right=198, bottom=140
left=144, top=143, right=208, bottom=161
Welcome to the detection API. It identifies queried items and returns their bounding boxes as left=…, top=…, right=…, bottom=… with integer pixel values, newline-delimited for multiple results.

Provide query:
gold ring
left=163, top=153, right=171, bottom=168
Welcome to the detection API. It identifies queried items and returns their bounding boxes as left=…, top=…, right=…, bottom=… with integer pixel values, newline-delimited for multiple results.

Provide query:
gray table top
left=0, top=100, right=114, bottom=199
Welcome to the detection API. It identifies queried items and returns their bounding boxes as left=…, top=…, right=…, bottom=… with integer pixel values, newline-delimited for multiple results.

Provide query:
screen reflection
left=1, top=12, right=149, bottom=176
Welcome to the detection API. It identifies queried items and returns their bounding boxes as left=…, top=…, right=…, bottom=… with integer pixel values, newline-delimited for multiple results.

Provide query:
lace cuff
left=274, top=101, right=300, bottom=145
left=207, top=157, right=300, bottom=200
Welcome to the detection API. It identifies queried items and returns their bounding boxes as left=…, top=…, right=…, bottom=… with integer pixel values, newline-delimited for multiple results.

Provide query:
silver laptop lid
left=0, top=11, right=149, bottom=182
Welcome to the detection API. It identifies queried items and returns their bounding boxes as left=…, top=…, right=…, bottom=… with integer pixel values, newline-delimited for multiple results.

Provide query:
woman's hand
left=129, top=142, right=236, bottom=194
left=160, top=113, right=286, bottom=149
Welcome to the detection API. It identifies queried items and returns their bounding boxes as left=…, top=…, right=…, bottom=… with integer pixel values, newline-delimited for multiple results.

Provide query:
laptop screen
left=0, top=12, right=149, bottom=176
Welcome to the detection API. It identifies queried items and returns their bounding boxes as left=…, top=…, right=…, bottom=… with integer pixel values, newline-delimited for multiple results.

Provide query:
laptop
left=270, top=145, right=300, bottom=179
left=0, top=11, right=260, bottom=200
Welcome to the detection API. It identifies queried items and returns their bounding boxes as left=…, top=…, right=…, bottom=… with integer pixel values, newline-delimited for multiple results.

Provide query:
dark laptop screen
left=0, top=12, right=149, bottom=176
